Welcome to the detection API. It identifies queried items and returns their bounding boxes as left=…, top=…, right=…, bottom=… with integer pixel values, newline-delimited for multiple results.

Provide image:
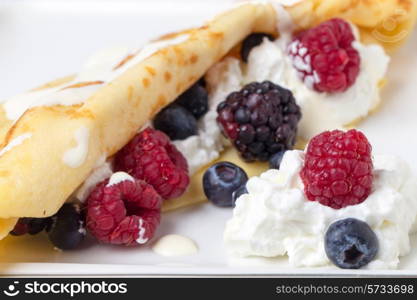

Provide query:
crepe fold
left=0, top=1, right=416, bottom=239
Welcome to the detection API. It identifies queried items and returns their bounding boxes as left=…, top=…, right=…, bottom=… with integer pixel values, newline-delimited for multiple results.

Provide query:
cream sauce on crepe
left=1, top=34, right=189, bottom=122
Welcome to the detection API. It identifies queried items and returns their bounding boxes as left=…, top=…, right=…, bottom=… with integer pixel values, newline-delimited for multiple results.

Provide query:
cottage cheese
left=224, top=150, right=417, bottom=269
left=172, top=58, right=242, bottom=174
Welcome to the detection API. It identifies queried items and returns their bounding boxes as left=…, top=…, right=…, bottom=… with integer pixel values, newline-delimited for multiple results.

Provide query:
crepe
left=0, top=1, right=416, bottom=239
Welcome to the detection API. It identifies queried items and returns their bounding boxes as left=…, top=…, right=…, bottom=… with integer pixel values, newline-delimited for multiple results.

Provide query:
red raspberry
left=288, top=18, right=360, bottom=93
left=300, top=130, right=373, bottom=209
left=86, top=175, right=162, bottom=246
left=114, top=127, right=189, bottom=200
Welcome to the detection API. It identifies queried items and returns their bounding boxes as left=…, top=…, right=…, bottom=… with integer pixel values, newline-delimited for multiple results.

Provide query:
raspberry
left=300, top=129, right=373, bottom=209
left=217, top=81, right=301, bottom=162
left=114, top=127, right=189, bottom=199
left=288, top=18, right=360, bottom=93
left=86, top=175, right=162, bottom=246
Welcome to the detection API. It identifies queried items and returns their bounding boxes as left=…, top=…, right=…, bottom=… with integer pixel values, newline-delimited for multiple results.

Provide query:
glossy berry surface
left=47, top=203, right=86, bottom=250
left=269, top=150, right=286, bottom=169
left=153, top=104, right=198, bottom=141
left=300, top=129, right=373, bottom=209
left=217, top=81, right=301, bottom=162
left=288, top=18, right=360, bottom=93
left=10, top=217, right=51, bottom=236
left=203, top=162, right=248, bottom=207
left=231, top=185, right=248, bottom=206
left=325, top=218, right=378, bottom=269
left=175, top=82, right=209, bottom=119
left=114, top=127, right=189, bottom=200
left=86, top=177, right=162, bottom=246
left=241, top=33, right=274, bottom=62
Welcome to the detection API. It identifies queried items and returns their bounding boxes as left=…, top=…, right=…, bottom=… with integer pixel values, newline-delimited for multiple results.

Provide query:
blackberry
left=241, top=33, right=274, bottom=62
left=217, top=81, right=301, bottom=162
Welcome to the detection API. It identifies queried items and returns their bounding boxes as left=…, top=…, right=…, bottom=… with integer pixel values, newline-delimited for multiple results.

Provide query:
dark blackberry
left=217, top=81, right=301, bottom=162
left=241, top=33, right=274, bottom=62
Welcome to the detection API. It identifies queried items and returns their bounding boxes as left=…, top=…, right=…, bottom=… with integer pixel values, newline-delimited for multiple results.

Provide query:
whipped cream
left=1, top=34, right=189, bottom=122
left=62, top=126, right=90, bottom=168
left=224, top=150, right=417, bottom=269
left=106, top=171, right=135, bottom=187
left=0, top=133, right=32, bottom=157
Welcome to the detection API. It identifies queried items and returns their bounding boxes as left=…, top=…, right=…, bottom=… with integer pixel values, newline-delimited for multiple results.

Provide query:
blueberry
left=47, top=203, right=85, bottom=250
left=153, top=104, right=198, bottom=140
left=10, top=217, right=51, bottom=236
left=203, top=162, right=248, bottom=207
left=269, top=150, right=286, bottom=169
left=325, top=218, right=378, bottom=269
left=232, top=185, right=248, bottom=206
left=241, top=33, right=274, bottom=62
left=175, top=82, right=209, bottom=119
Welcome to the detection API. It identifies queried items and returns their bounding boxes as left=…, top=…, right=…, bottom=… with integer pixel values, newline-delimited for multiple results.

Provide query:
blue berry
left=203, top=162, right=248, bottom=207
left=47, top=203, right=85, bottom=250
left=325, top=218, right=378, bottom=269
left=175, top=82, right=209, bottom=119
left=153, top=104, right=198, bottom=140
left=10, top=217, right=51, bottom=236
left=241, top=33, right=274, bottom=62
left=269, top=150, right=286, bottom=169
left=232, top=185, right=248, bottom=206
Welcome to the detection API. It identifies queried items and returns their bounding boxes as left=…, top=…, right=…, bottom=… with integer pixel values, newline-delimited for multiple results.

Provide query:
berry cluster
left=84, top=127, right=189, bottom=246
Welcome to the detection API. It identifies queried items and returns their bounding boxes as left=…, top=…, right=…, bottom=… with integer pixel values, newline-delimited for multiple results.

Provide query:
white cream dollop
left=224, top=150, right=417, bottom=269
left=152, top=234, right=198, bottom=257
left=62, top=126, right=90, bottom=168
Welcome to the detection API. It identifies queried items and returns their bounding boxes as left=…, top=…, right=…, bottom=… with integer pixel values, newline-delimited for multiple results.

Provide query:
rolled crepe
left=0, top=1, right=416, bottom=239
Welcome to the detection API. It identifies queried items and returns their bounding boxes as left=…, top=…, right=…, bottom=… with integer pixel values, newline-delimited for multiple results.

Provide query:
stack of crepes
left=0, top=0, right=416, bottom=239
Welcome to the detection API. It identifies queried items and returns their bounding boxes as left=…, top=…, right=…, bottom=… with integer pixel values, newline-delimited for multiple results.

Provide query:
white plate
left=1, top=0, right=417, bottom=276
